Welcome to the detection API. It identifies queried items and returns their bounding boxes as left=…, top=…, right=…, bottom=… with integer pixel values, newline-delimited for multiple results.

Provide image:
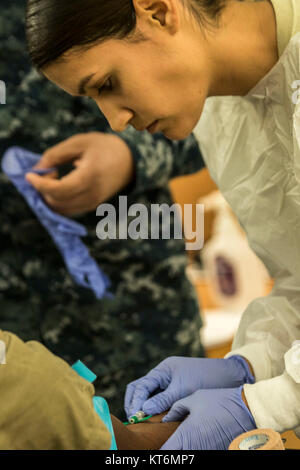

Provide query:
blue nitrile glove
left=161, top=386, right=256, bottom=450
left=125, top=355, right=254, bottom=418
left=2, top=146, right=111, bottom=299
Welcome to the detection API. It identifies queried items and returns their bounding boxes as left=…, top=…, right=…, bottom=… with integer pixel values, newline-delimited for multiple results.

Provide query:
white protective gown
left=193, top=33, right=300, bottom=436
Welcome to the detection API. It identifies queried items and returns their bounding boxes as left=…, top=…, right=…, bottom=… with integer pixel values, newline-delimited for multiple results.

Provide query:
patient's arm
left=111, top=413, right=180, bottom=450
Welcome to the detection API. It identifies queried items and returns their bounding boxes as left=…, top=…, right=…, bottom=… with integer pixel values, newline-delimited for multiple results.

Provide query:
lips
left=146, top=120, right=159, bottom=134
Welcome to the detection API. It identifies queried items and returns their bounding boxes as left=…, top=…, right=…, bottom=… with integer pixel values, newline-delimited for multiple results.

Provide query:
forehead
left=42, top=38, right=135, bottom=95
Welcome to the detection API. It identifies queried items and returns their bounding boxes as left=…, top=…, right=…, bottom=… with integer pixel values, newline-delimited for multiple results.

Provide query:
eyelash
left=97, top=79, right=113, bottom=96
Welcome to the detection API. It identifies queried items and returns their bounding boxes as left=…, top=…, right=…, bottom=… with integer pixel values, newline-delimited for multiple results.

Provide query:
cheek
left=127, top=85, right=165, bottom=116
left=129, top=70, right=171, bottom=106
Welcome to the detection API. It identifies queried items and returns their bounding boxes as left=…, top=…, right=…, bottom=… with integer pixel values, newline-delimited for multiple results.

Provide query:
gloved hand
left=2, top=146, right=111, bottom=299
left=25, top=132, right=134, bottom=215
left=161, top=386, right=256, bottom=450
left=125, top=355, right=254, bottom=418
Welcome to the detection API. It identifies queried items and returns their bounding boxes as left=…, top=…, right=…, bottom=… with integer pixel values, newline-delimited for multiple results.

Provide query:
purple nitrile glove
left=125, top=355, right=254, bottom=419
left=1, top=146, right=111, bottom=299
left=161, top=386, right=256, bottom=450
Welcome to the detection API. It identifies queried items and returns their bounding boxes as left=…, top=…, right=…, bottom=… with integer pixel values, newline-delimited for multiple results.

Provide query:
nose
left=95, top=98, right=134, bottom=133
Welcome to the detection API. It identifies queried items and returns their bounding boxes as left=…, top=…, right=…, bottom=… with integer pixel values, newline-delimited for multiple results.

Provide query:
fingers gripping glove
left=125, top=355, right=254, bottom=418
left=161, top=387, right=256, bottom=450
left=1, top=146, right=111, bottom=299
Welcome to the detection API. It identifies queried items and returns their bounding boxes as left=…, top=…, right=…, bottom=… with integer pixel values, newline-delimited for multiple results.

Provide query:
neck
left=207, top=0, right=279, bottom=96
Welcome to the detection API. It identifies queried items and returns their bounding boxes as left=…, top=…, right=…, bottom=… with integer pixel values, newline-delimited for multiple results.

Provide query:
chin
left=162, top=125, right=194, bottom=141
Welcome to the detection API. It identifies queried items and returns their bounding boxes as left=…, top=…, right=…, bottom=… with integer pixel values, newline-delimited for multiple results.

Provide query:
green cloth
left=0, top=330, right=111, bottom=450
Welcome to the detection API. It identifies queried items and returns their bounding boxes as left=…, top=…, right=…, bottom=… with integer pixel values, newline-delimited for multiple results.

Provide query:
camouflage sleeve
left=109, top=126, right=206, bottom=196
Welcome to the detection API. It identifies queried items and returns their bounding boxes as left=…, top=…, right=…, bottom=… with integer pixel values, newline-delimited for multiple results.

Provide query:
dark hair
left=185, top=0, right=226, bottom=27
left=26, top=0, right=226, bottom=69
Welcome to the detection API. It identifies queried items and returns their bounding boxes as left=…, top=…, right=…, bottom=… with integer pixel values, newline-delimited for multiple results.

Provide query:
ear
left=132, top=0, right=180, bottom=34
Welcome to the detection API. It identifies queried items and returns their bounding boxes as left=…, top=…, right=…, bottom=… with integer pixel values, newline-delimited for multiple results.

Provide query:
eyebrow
left=77, top=73, right=96, bottom=95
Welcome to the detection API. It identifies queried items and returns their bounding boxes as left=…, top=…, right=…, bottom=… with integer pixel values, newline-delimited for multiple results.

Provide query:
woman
left=25, top=0, right=300, bottom=449
left=0, top=0, right=205, bottom=421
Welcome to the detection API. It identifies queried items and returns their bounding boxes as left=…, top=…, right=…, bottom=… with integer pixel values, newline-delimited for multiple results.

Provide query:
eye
left=97, top=78, right=113, bottom=96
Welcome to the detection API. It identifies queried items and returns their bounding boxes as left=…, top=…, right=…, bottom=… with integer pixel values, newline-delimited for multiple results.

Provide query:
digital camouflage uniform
left=0, top=0, right=205, bottom=418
